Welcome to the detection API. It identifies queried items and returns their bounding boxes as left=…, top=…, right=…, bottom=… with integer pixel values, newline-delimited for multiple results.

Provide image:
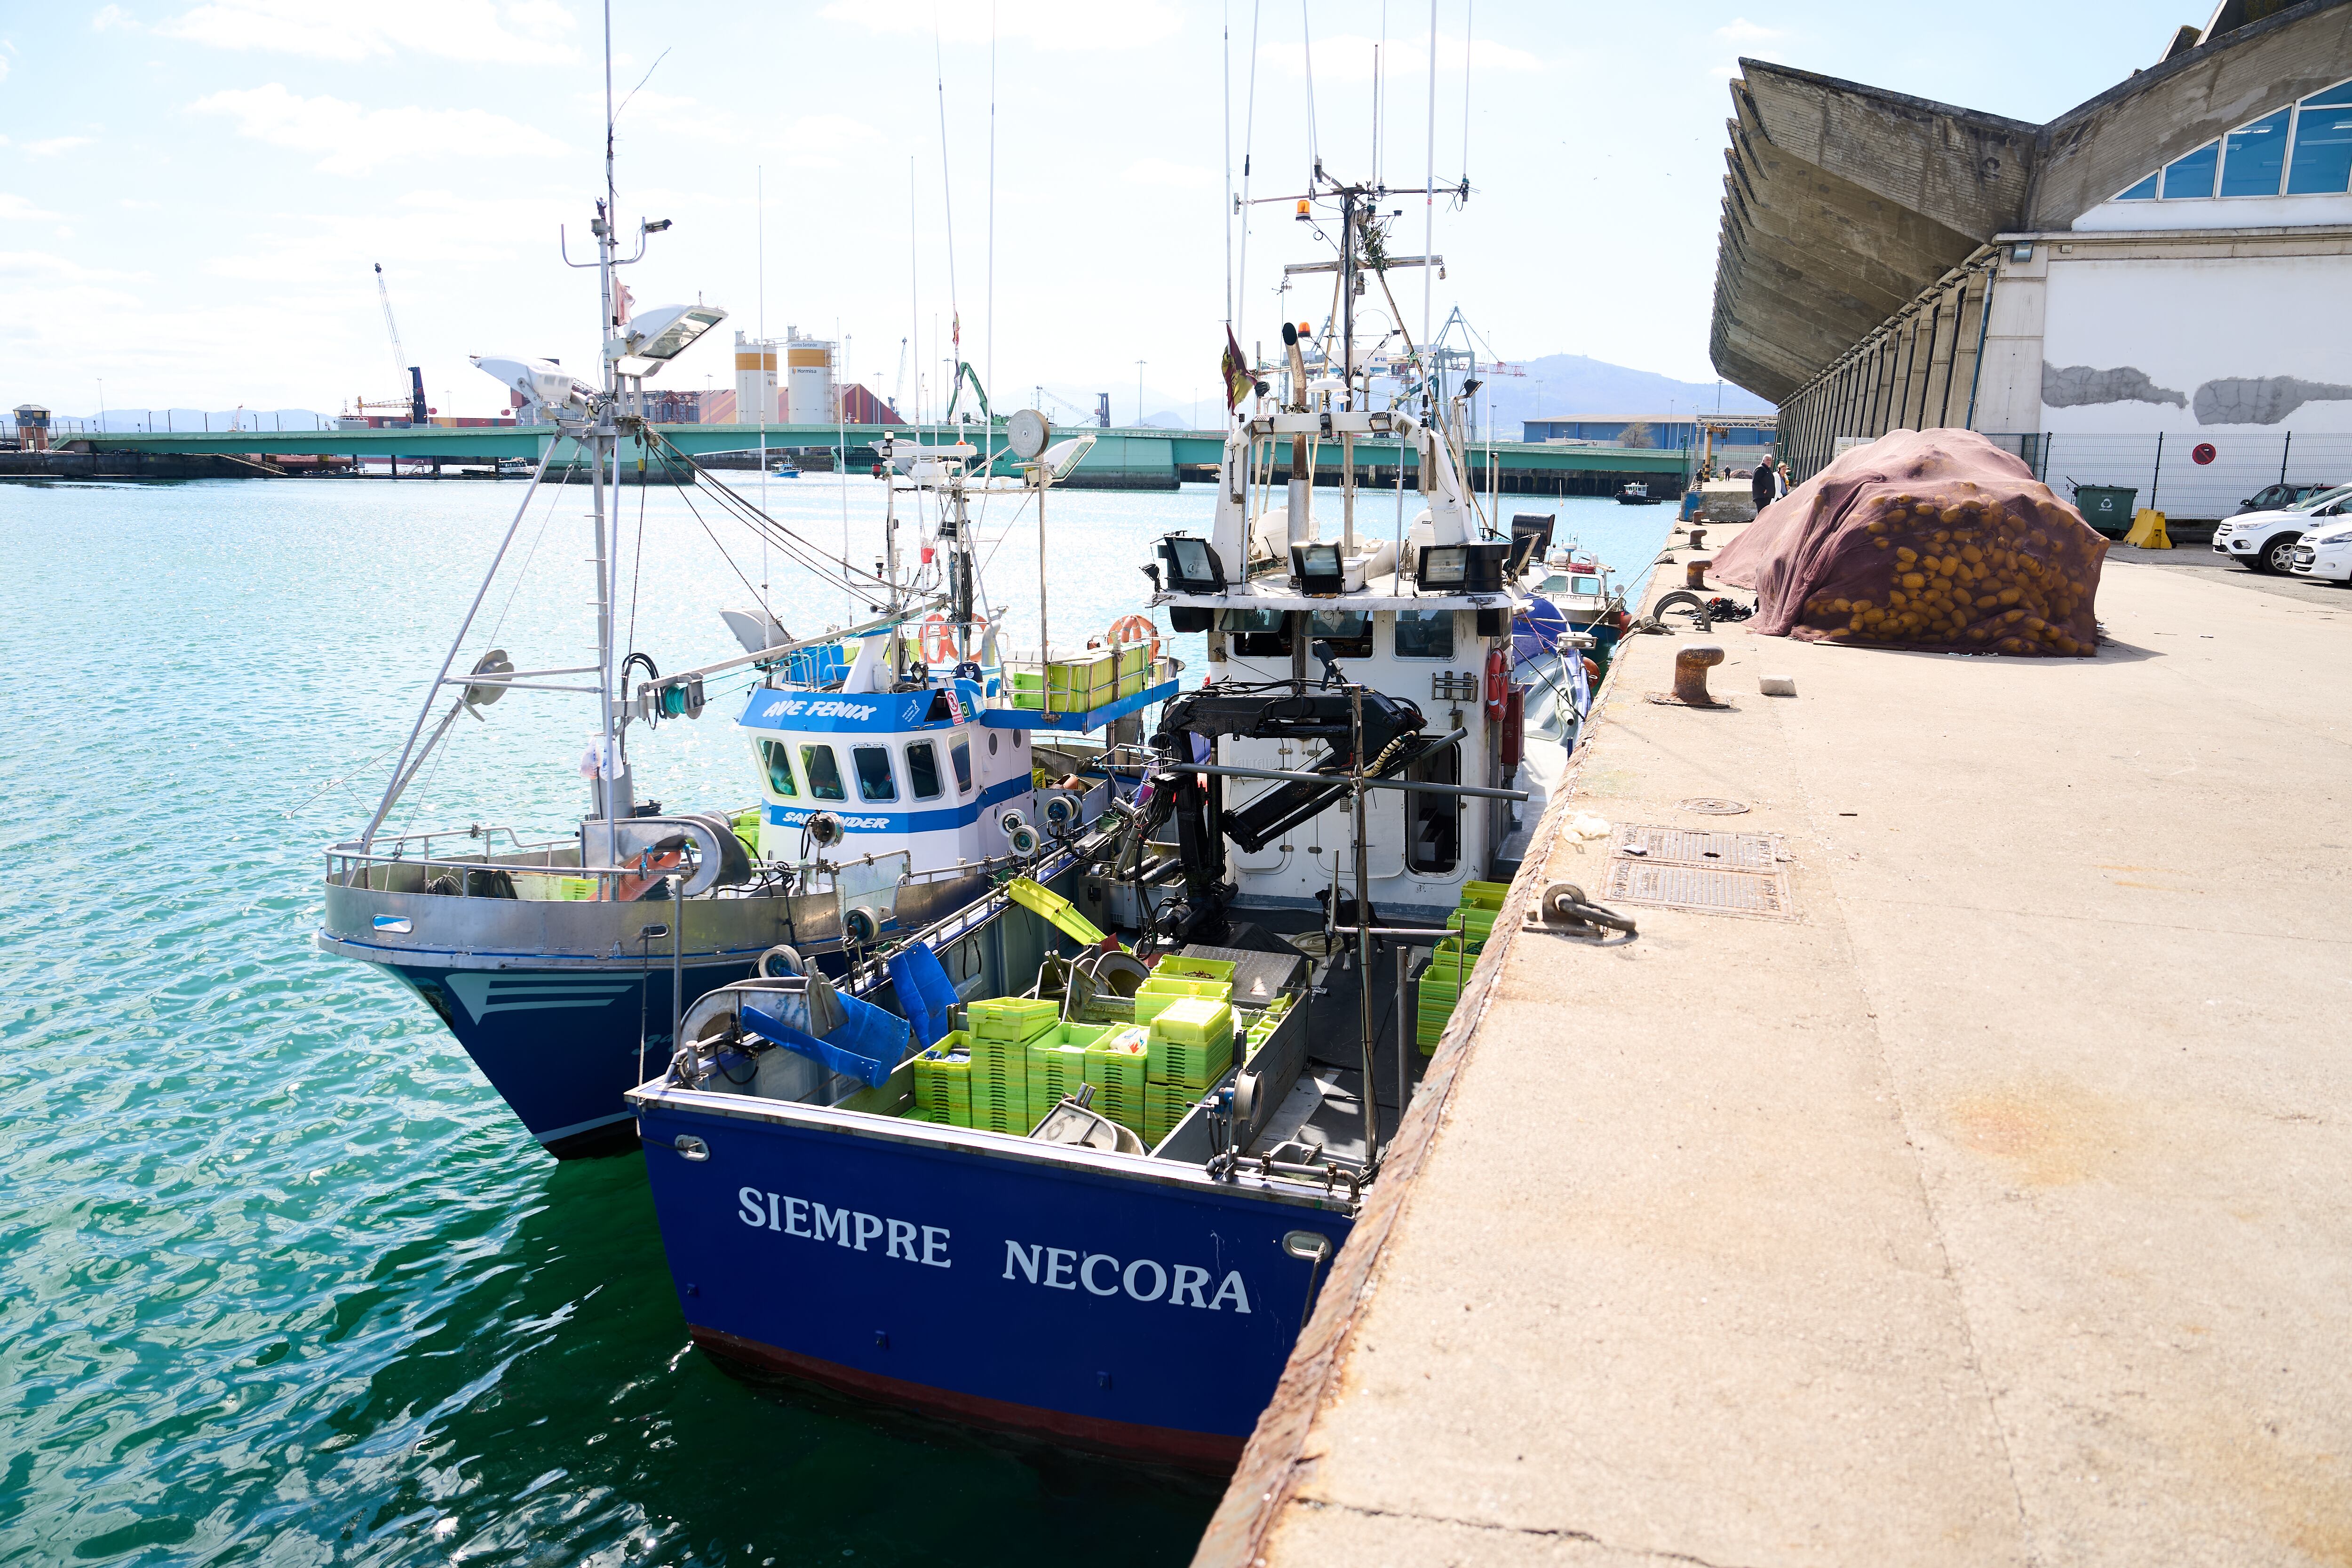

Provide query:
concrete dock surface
left=1199, top=533, right=2351, bottom=1567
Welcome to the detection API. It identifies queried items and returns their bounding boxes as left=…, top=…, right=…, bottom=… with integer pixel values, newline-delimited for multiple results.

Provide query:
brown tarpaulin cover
left=1711, top=429, right=2108, bottom=657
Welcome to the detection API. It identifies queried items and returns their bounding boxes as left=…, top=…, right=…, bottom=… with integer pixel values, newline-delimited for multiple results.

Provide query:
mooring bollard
left=1687, top=526, right=1708, bottom=551
left=1673, top=644, right=1725, bottom=705
left=1684, top=558, right=1711, bottom=591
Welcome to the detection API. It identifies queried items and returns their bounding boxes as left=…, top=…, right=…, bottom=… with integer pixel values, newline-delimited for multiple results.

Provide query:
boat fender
left=1500, top=687, right=1526, bottom=772
left=1582, top=655, right=1601, bottom=682
left=1483, top=646, right=1508, bottom=721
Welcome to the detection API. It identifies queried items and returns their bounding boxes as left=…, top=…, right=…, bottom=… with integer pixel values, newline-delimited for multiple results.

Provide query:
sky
left=2, top=0, right=2202, bottom=423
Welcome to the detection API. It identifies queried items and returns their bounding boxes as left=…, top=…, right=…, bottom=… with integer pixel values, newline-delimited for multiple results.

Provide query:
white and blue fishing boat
left=313, top=127, right=1163, bottom=1157
left=624, top=162, right=1588, bottom=1468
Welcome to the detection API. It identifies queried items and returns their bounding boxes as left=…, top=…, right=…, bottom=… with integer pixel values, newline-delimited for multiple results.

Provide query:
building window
left=851, top=745, right=898, bottom=803
left=2114, top=171, right=2159, bottom=201
left=949, top=735, right=973, bottom=794
left=800, top=744, right=846, bottom=801
left=2160, top=140, right=2219, bottom=199
left=2288, top=84, right=2352, bottom=195
left=2220, top=108, right=2290, bottom=196
left=758, top=739, right=798, bottom=797
left=906, top=740, right=944, bottom=800
left=1393, top=609, right=1456, bottom=659
left=1308, top=608, right=1373, bottom=658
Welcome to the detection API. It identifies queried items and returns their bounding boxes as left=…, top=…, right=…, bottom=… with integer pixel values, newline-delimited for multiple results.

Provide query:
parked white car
left=2288, top=499, right=2352, bottom=583
left=2212, top=483, right=2352, bottom=573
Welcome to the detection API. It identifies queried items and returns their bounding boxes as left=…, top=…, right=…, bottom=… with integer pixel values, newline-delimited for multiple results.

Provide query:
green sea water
left=0, top=471, right=1666, bottom=1566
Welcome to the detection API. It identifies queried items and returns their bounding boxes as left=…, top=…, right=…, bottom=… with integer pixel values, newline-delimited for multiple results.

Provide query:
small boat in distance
left=1615, top=479, right=1663, bottom=505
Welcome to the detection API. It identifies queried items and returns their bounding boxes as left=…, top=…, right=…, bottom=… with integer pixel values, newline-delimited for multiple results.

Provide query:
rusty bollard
left=1673, top=644, right=1725, bottom=704
left=1687, top=525, right=1708, bottom=551
left=1684, top=557, right=1712, bottom=591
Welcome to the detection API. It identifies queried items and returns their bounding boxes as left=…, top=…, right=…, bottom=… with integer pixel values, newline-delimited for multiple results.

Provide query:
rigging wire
left=1236, top=0, right=1261, bottom=351
left=1301, top=2, right=1320, bottom=183
left=932, top=8, right=961, bottom=398
left=1422, top=0, right=1437, bottom=382
left=1223, top=0, right=1233, bottom=327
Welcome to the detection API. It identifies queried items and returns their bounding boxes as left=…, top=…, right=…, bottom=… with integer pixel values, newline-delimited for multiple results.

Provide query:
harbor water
left=0, top=472, right=1670, bottom=1565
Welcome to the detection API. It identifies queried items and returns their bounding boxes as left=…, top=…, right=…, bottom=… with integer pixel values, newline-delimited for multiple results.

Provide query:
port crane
left=348, top=263, right=428, bottom=422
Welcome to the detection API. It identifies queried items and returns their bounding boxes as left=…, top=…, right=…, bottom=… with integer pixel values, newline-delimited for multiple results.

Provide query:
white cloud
left=0, top=250, right=146, bottom=284
left=1122, top=158, right=1217, bottom=191
left=92, top=5, right=134, bottom=29
left=821, top=0, right=1181, bottom=52
left=1714, top=18, right=1784, bottom=44
left=191, top=84, right=569, bottom=175
left=156, top=0, right=578, bottom=64
left=0, top=193, right=61, bottom=221
left=23, top=136, right=94, bottom=157
left=0, top=53, right=8, bottom=80
left=1256, top=33, right=1544, bottom=81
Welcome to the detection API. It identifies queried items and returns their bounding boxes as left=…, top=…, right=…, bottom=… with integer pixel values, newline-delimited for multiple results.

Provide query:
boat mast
left=589, top=0, right=631, bottom=826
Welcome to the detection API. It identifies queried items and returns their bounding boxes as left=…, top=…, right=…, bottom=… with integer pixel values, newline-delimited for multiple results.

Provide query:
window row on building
left=2115, top=79, right=2352, bottom=201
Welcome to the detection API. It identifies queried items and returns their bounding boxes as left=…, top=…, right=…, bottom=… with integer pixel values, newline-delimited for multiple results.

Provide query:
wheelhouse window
left=1393, top=609, right=1456, bottom=659
left=1570, top=574, right=1602, bottom=597
left=1308, top=608, right=1372, bottom=658
left=758, top=739, right=799, bottom=797
left=1221, top=606, right=1292, bottom=658
left=851, top=744, right=898, bottom=803
left=906, top=740, right=945, bottom=800
left=949, top=735, right=974, bottom=794
left=1406, top=742, right=1461, bottom=875
left=800, top=744, right=846, bottom=801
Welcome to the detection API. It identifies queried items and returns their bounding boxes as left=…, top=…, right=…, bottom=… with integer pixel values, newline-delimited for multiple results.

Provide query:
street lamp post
left=1135, top=360, right=1145, bottom=427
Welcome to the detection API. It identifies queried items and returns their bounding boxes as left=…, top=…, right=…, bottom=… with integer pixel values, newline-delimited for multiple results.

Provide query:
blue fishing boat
left=624, top=160, right=1579, bottom=1468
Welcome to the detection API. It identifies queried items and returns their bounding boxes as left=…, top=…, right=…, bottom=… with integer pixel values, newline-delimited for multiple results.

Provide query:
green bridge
left=71, top=422, right=1692, bottom=491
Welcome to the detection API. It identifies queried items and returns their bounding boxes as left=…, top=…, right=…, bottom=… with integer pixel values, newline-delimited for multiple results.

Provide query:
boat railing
left=325, top=837, right=639, bottom=899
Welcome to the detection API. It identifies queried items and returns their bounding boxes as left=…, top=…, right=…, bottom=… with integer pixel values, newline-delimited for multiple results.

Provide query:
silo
left=785, top=326, right=835, bottom=425
left=733, top=331, right=779, bottom=425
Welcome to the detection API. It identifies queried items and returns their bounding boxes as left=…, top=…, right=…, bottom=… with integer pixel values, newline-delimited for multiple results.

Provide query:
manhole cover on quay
left=1677, top=797, right=1749, bottom=815
left=1613, top=825, right=1779, bottom=871
left=1603, top=824, right=1795, bottom=920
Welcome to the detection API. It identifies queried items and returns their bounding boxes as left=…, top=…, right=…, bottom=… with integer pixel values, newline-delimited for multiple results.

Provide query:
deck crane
left=351, top=263, right=429, bottom=424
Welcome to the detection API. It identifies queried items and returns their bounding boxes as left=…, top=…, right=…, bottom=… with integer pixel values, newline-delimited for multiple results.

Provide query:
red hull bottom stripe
left=690, top=1326, right=1246, bottom=1473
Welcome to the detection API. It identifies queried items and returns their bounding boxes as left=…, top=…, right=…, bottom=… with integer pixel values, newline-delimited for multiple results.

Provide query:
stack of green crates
left=1085, top=1025, right=1152, bottom=1136
left=1009, top=669, right=1045, bottom=710
left=1147, top=996, right=1234, bottom=1092
left=1144, top=1081, right=1194, bottom=1146
left=967, top=997, right=1060, bottom=1132
left=1115, top=643, right=1152, bottom=697
left=910, top=1032, right=974, bottom=1124
left=1048, top=651, right=1118, bottom=710
left=1026, top=1021, right=1109, bottom=1115
left=1240, top=993, right=1294, bottom=1063
left=1415, top=939, right=1477, bottom=1053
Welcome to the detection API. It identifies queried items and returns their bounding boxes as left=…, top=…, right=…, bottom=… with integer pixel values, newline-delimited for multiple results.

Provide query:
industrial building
left=1709, top=0, right=2352, bottom=519
left=1522, top=414, right=1777, bottom=456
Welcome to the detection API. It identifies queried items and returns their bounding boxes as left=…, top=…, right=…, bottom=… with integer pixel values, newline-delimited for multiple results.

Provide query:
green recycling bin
left=2072, top=484, right=2138, bottom=538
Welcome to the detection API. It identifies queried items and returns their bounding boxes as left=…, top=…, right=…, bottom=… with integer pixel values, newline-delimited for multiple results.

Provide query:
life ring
left=921, top=614, right=979, bottom=665
left=1484, top=645, right=1508, bottom=722
left=1106, top=613, right=1160, bottom=662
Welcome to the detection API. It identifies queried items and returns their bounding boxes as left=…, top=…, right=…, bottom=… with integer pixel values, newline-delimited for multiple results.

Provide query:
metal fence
left=1983, top=432, right=2352, bottom=522
left=1, top=410, right=336, bottom=440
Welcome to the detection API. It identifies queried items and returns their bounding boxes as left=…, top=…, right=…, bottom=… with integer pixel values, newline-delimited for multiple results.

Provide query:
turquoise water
left=0, top=472, right=1665, bottom=1566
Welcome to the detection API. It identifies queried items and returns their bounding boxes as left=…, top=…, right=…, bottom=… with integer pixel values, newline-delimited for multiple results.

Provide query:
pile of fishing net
left=1712, top=429, right=2108, bottom=657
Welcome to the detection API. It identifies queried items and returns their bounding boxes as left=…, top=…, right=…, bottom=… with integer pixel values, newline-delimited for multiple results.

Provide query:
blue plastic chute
left=741, top=993, right=911, bottom=1089
left=885, top=944, right=959, bottom=1051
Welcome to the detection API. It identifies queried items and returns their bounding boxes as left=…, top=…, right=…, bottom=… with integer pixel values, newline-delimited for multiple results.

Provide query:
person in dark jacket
left=1750, top=460, right=1777, bottom=512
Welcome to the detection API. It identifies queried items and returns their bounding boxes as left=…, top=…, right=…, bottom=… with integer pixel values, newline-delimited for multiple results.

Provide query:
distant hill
left=1487, top=355, right=1773, bottom=433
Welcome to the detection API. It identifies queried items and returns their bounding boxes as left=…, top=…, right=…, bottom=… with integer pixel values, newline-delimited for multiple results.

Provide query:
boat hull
left=635, top=1093, right=1354, bottom=1471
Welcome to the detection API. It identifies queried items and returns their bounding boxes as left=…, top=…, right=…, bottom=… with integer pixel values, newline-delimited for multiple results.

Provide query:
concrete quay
left=1199, top=528, right=2352, bottom=1567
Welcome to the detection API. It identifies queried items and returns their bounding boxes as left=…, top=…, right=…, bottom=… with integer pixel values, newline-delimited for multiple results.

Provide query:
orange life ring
left=1484, top=645, right=1508, bottom=722
left=1106, top=613, right=1160, bottom=662
left=922, top=614, right=979, bottom=665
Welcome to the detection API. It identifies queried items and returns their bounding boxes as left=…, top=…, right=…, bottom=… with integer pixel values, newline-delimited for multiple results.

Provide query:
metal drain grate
left=1614, top=826, right=1779, bottom=871
left=1603, top=859, right=1794, bottom=918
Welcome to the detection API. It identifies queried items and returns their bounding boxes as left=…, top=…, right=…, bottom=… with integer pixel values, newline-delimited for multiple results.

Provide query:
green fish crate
left=1447, top=907, right=1500, bottom=944
left=911, top=1034, right=974, bottom=1124
left=1149, top=955, right=1237, bottom=989
left=1025, top=1036, right=1097, bottom=1113
left=1147, top=999, right=1234, bottom=1088
left=1460, top=880, right=1511, bottom=911
left=1144, top=1081, right=1197, bottom=1145
left=969, top=1077, right=1033, bottom=1134
left=1132, top=976, right=1231, bottom=1023
left=968, top=996, right=1061, bottom=1043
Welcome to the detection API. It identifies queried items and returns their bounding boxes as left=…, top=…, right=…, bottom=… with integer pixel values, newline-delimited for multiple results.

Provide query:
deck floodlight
left=1290, top=541, right=1346, bottom=597
left=608, top=302, right=727, bottom=378
left=470, top=354, right=596, bottom=412
left=1417, top=542, right=1509, bottom=593
left=1158, top=533, right=1228, bottom=594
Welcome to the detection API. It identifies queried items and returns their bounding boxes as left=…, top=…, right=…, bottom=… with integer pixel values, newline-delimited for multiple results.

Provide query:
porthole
left=989, top=732, right=999, bottom=755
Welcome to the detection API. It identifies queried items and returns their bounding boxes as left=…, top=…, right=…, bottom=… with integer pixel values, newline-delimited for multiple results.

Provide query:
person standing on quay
left=1751, top=457, right=1778, bottom=513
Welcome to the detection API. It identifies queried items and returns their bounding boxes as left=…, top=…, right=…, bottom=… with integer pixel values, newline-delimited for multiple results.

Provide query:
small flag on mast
left=1221, top=327, right=1253, bottom=411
